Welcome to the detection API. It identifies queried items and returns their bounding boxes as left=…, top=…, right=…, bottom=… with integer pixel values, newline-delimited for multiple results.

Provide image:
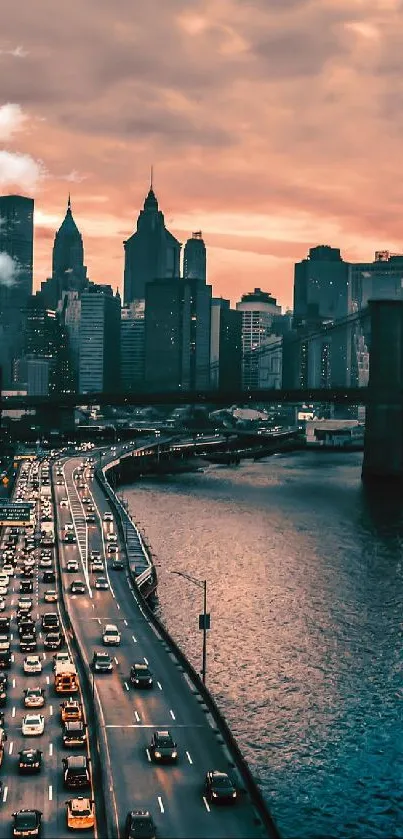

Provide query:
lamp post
left=171, top=570, right=209, bottom=685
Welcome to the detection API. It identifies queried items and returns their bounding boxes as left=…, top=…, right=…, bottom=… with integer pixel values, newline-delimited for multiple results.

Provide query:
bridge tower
left=362, top=300, right=403, bottom=483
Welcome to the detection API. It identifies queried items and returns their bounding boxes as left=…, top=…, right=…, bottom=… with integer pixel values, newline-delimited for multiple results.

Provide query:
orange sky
left=1, top=0, right=403, bottom=309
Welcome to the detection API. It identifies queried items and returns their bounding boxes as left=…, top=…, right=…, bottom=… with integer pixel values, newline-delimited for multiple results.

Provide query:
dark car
left=204, top=770, right=237, bottom=804
left=70, top=580, right=86, bottom=595
left=21, top=566, right=34, bottom=578
left=149, top=730, right=178, bottom=763
left=63, top=755, right=91, bottom=789
left=92, top=651, right=113, bottom=673
left=41, top=612, right=59, bottom=632
left=12, top=810, right=42, bottom=837
left=112, top=559, right=124, bottom=571
left=0, top=617, right=10, bottom=632
left=125, top=810, right=156, bottom=839
left=18, top=748, right=42, bottom=774
left=43, top=631, right=64, bottom=651
left=43, top=570, right=56, bottom=584
left=130, top=663, right=153, bottom=689
left=19, top=634, right=37, bottom=653
left=0, top=673, right=7, bottom=707
left=85, top=514, right=96, bottom=524
left=20, top=580, right=33, bottom=593
left=18, top=620, right=36, bottom=637
left=62, top=720, right=87, bottom=747
left=0, top=649, right=11, bottom=669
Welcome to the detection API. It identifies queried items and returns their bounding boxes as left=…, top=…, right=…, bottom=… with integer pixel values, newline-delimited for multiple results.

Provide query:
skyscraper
left=0, top=195, right=34, bottom=385
left=123, top=180, right=181, bottom=304
left=121, top=302, right=146, bottom=391
left=79, top=285, right=121, bottom=394
left=183, top=232, right=206, bottom=282
left=236, top=289, right=281, bottom=389
left=210, top=299, right=242, bottom=391
left=41, top=196, right=88, bottom=310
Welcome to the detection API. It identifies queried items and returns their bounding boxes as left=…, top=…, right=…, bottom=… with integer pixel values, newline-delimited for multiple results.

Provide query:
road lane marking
left=203, top=796, right=211, bottom=812
left=8, top=741, right=13, bottom=755
left=49, top=743, right=53, bottom=756
left=97, top=618, right=101, bottom=625
left=124, top=681, right=129, bottom=691
left=134, top=710, right=141, bottom=722
left=157, top=796, right=164, bottom=814
left=12, top=707, right=15, bottom=718
left=123, top=619, right=128, bottom=626
left=116, top=603, right=120, bottom=609
left=3, top=786, right=8, bottom=803
left=186, top=751, right=193, bottom=765
left=46, top=676, right=49, bottom=685
left=170, top=709, right=176, bottom=720
left=12, top=678, right=15, bottom=688
left=49, top=785, right=53, bottom=801
left=143, top=657, right=148, bottom=665
left=157, top=681, right=162, bottom=691
left=43, top=653, right=47, bottom=660
left=11, top=654, right=14, bottom=662
left=132, top=635, right=137, bottom=644
left=146, top=748, right=151, bottom=762
left=150, top=624, right=161, bottom=639
left=114, top=657, right=118, bottom=665
left=49, top=705, right=53, bottom=715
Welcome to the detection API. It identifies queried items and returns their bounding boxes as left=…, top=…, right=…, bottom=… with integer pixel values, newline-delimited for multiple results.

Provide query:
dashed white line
left=157, top=681, right=162, bottom=691
left=186, top=750, right=193, bottom=765
left=49, top=743, right=53, bottom=756
left=11, top=707, right=15, bottom=718
left=12, top=678, right=15, bottom=688
left=157, top=796, right=164, bottom=814
left=169, top=709, right=176, bottom=720
left=116, top=602, right=120, bottom=609
left=123, top=619, right=128, bottom=626
left=49, top=705, right=53, bottom=715
left=46, top=676, right=49, bottom=685
left=134, top=710, right=141, bottom=722
left=97, top=618, right=101, bottom=625
left=146, top=748, right=151, bottom=762
left=143, top=657, right=148, bottom=665
left=3, top=786, right=8, bottom=803
left=132, top=635, right=137, bottom=644
left=124, top=681, right=129, bottom=691
left=8, top=741, right=13, bottom=755
left=43, top=653, right=47, bottom=660
left=203, top=796, right=211, bottom=812
left=48, top=785, right=53, bottom=801
left=114, top=657, right=118, bottom=665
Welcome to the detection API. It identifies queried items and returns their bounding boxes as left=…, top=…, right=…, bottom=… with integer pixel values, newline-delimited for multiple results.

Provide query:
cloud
left=0, top=103, right=27, bottom=141
left=0, top=45, right=27, bottom=58
left=0, top=150, right=46, bottom=190
left=59, top=169, right=88, bottom=183
left=0, top=252, right=20, bottom=286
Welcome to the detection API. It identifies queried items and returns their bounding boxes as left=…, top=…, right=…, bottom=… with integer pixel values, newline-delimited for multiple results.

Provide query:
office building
left=258, top=336, right=282, bottom=389
left=0, top=194, right=34, bottom=385
left=79, top=285, right=121, bottom=394
left=210, top=299, right=242, bottom=391
left=183, top=232, right=206, bottom=282
left=41, top=196, right=89, bottom=310
left=121, top=301, right=145, bottom=391
left=236, top=288, right=281, bottom=389
left=123, top=181, right=181, bottom=304
left=58, top=290, right=81, bottom=388
left=15, top=296, right=72, bottom=395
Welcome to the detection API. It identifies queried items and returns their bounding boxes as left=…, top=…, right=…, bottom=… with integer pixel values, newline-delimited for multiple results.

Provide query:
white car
left=24, top=687, right=45, bottom=708
left=106, top=534, right=117, bottom=543
left=102, top=624, right=121, bottom=646
left=91, top=560, right=103, bottom=573
left=24, top=656, right=42, bottom=675
left=66, top=560, right=79, bottom=573
left=0, top=600, right=5, bottom=612
left=22, top=714, right=45, bottom=736
left=0, top=586, right=8, bottom=597
left=44, top=590, right=57, bottom=603
left=60, top=499, right=69, bottom=508
left=103, top=512, right=113, bottom=522
left=2, top=564, right=14, bottom=577
left=53, top=651, right=71, bottom=670
left=90, top=550, right=101, bottom=560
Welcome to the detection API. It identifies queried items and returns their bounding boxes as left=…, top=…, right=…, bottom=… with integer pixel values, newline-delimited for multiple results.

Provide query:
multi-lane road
left=56, top=454, right=274, bottom=839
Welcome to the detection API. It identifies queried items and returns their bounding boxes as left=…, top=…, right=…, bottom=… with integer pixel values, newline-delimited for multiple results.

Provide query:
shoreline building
left=236, top=289, right=281, bottom=389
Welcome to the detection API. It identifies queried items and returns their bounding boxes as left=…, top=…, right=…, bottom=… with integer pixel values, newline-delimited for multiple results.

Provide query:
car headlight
left=232, top=791, right=237, bottom=797
left=154, top=751, right=161, bottom=758
left=171, top=751, right=177, bottom=758
left=134, top=678, right=139, bottom=683
left=148, top=678, right=152, bottom=684
left=212, top=792, right=218, bottom=798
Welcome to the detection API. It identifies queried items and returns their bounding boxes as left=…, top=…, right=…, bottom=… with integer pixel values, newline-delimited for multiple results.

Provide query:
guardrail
left=100, top=454, right=281, bottom=839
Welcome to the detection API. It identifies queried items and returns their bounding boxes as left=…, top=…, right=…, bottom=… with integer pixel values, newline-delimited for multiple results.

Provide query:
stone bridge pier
left=362, top=299, right=403, bottom=483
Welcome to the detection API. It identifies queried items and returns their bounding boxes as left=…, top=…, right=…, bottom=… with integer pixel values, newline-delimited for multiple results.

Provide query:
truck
left=55, top=660, right=79, bottom=693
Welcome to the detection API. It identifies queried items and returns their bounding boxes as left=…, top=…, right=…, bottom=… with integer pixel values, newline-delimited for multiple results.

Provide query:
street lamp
left=171, top=570, right=210, bottom=685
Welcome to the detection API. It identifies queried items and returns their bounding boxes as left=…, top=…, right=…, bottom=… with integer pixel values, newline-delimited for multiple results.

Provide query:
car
left=92, top=651, right=113, bottom=673
left=0, top=675, right=7, bottom=706
left=39, top=557, right=52, bottom=568
left=204, top=770, right=237, bottom=803
left=12, top=810, right=42, bottom=837
left=0, top=648, right=11, bottom=669
left=60, top=498, right=69, bottom=507
left=20, top=635, right=37, bottom=653
left=66, top=797, right=95, bottom=830
left=63, top=755, right=91, bottom=789
left=2, top=564, right=14, bottom=576
left=106, top=533, right=118, bottom=544
left=130, top=663, right=153, bottom=689
left=91, top=559, right=103, bottom=573
left=102, top=624, right=121, bottom=646
left=24, top=656, right=42, bottom=675
left=42, top=612, right=59, bottom=631
left=95, top=576, right=109, bottom=590
left=103, top=512, right=113, bottom=522
left=22, top=567, right=34, bottom=578
left=86, top=514, right=96, bottom=524
left=125, top=810, right=157, bottom=839
left=0, top=634, right=10, bottom=651
left=0, top=585, right=8, bottom=597
left=90, top=550, right=101, bottom=560
left=149, top=730, right=178, bottom=762
left=21, top=714, right=45, bottom=736
left=18, top=748, right=42, bottom=774
left=0, top=617, right=10, bottom=632
left=70, top=580, right=86, bottom=595
left=44, top=631, right=64, bottom=651
left=107, top=543, right=118, bottom=554
left=18, top=619, right=36, bottom=636
left=60, top=699, right=83, bottom=723
left=53, top=651, right=71, bottom=669
left=20, top=580, right=34, bottom=593
left=43, top=570, right=56, bottom=583
left=62, top=720, right=87, bottom=747
left=66, top=560, right=79, bottom=573
left=0, top=599, right=5, bottom=612
left=44, top=589, right=57, bottom=602
left=112, top=559, right=124, bottom=570
left=24, top=687, right=45, bottom=708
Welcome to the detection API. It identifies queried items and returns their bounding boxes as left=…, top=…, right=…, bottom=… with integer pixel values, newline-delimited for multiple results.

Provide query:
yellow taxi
left=66, top=797, right=95, bottom=830
left=60, top=699, right=83, bottom=723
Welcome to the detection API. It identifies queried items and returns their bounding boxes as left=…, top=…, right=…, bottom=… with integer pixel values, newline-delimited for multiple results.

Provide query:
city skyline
left=2, top=0, right=403, bottom=309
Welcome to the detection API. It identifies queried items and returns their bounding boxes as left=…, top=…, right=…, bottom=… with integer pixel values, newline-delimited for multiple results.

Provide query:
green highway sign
left=0, top=502, right=33, bottom=526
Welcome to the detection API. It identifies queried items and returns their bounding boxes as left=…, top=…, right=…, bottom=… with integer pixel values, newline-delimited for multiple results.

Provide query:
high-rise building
left=123, top=181, right=181, bottom=304
left=210, top=299, right=242, bottom=391
left=121, top=301, right=145, bottom=391
left=236, top=288, right=281, bottom=389
left=183, top=232, right=206, bottom=282
left=58, top=290, right=81, bottom=388
left=79, top=285, right=121, bottom=394
left=41, top=197, right=89, bottom=310
left=144, top=278, right=211, bottom=392
left=15, top=295, right=72, bottom=395
left=350, top=250, right=403, bottom=310
left=0, top=194, right=34, bottom=385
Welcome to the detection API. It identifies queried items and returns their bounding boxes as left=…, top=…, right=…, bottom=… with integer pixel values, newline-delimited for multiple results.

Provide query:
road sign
left=199, top=613, right=211, bottom=631
left=0, top=502, right=33, bottom=526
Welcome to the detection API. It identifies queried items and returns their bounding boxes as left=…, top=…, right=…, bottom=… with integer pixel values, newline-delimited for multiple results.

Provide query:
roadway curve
left=55, top=455, right=272, bottom=839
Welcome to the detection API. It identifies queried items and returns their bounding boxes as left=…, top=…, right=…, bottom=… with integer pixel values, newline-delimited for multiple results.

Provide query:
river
left=123, top=451, right=403, bottom=839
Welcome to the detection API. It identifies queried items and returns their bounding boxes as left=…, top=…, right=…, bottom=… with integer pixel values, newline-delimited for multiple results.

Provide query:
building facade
left=236, top=288, right=281, bottom=389
left=41, top=197, right=89, bottom=310
left=123, top=185, right=181, bottom=304
left=183, top=232, right=206, bottom=282
left=121, top=301, right=146, bottom=391
left=79, top=286, right=121, bottom=394
left=210, top=298, right=242, bottom=391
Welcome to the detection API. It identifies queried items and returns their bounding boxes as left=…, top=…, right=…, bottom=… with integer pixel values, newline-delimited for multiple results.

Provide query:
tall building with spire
left=123, top=176, right=181, bottom=304
left=41, top=196, right=88, bottom=309
left=183, top=231, right=206, bottom=283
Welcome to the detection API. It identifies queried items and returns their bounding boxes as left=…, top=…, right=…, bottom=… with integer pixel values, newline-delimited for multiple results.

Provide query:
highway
left=55, top=453, right=273, bottom=839
left=0, top=457, right=97, bottom=839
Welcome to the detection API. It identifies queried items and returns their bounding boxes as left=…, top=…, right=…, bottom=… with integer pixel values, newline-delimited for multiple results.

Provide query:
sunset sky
left=1, top=0, right=403, bottom=309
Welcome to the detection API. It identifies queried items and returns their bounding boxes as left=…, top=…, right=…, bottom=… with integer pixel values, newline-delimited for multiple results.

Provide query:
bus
left=54, top=660, right=79, bottom=693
